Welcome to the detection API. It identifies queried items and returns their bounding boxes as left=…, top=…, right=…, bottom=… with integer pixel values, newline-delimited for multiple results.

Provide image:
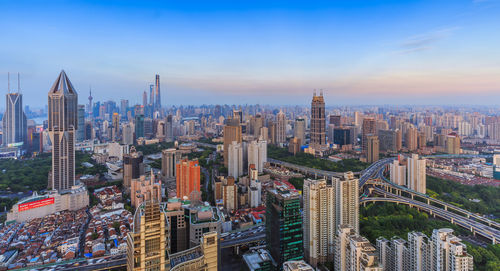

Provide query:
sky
left=0, top=0, right=500, bottom=107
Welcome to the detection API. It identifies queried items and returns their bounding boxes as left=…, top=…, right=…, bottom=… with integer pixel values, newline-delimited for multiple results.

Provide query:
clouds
left=396, top=27, right=458, bottom=54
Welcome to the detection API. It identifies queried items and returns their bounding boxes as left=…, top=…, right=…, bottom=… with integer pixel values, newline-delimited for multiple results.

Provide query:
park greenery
left=267, top=145, right=369, bottom=172
left=426, top=175, right=500, bottom=219
left=134, top=142, right=175, bottom=155
left=0, top=151, right=106, bottom=193
left=361, top=202, right=500, bottom=270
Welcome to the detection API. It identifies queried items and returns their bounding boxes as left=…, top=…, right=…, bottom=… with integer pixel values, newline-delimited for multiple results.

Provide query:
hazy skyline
left=1, top=0, right=500, bottom=106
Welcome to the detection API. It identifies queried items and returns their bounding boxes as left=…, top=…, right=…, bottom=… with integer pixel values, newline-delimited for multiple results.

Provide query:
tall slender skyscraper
left=303, top=179, right=335, bottom=267
left=76, top=105, right=85, bottom=142
left=48, top=70, right=78, bottom=192
left=155, top=74, right=161, bottom=110
left=3, top=73, right=27, bottom=147
left=310, top=90, right=326, bottom=149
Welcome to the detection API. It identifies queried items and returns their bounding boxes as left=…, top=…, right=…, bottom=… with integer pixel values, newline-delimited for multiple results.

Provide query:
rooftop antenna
left=7, top=72, right=10, bottom=93
left=313, top=89, right=316, bottom=96
left=17, top=73, right=20, bottom=94
left=320, top=89, right=323, bottom=96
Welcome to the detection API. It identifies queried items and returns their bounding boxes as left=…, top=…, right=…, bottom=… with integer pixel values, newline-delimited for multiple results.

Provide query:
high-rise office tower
left=335, top=225, right=382, bottom=271
left=3, top=90, right=27, bottom=147
left=76, top=105, right=85, bottom=142
left=161, top=148, right=181, bottom=181
left=247, top=140, right=267, bottom=173
left=176, top=159, right=200, bottom=199
left=276, top=110, right=286, bottom=145
left=47, top=70, right=78, bottom=192
left=378, top=129, right=397, bottom=153
left=142, top=90, right=148, bottom=107
left=223, top=118, right=242, bottom=167
left=228, top=141, right=243, bottom=178
left=333, top=127, right=353, bottom=146
left=112, top=112, right=120, bottom=141
left=135, top=114, right=144, bottom=139
left=155, top=74, right=161, bottom=110
left=303, top=179, right=335, bottom=267
left=329, top=115, right=341, bottom=127
left=335, top=172, right=359, bottom=233
left=407, top=154, right=426, bottom=194
left=294, top=118, right=306, bottom=145
left=149, top=84, right=154, bottom=107
left=120, top=99, right=129, bottom=115
left=406, top=125, right=418, bottom=151
left=233, top=109, right=243, bottom=123
left=266, top=187, right=303, bottom=269
left=366, top=135, right=379, bottom=163
left=127, top=200, right=170, bottom=271
left=390, top=159, right=407, bottom=186
left=362, top=118, right=376, bottom=154
left=446, top=132, right=461, bottom=154
left=123, top=147, right=145, bottom=190
left=165, top=115, right=173, bottom=142
left=122, top=122, right=134, bottom=145
left=310, top=91, right=326, bottom=149
left=253, top=114, right=263, bottom=138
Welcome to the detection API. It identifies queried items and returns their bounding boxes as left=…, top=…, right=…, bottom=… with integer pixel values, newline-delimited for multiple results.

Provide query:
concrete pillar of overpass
left=235, top=246, right=240, bottom=255
left=451, top=218, right=454, bottom=224
left=315, top=173, right=317, bottom=179
left=427, top=199, right=430, bottom=205
left=493, top=237, right=496, bottom=245
left=411, top=194, right=414, bottom=200
left=444, top=205, right=447, bottom=211
left=467, top=214, right=470, bottom=218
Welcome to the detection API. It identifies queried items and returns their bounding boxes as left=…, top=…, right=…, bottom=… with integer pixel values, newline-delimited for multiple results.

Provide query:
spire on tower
left=17, top=73, right=20, bottom=93
left=7, top=72, right=10, bottom=93
left=313, top=89, right=316, bottom=96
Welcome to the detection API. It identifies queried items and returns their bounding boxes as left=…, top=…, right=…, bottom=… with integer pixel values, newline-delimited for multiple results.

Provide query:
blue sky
left=1, top=0, right=500, bottom=107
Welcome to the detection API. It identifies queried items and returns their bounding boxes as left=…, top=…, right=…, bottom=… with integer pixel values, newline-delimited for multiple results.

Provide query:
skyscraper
left=155, top=74, right=161, bottom=110
left=310, top=91, right=326, bottom=149
left=247, top=140, right=267, bottom=173
left=176, top=159, right=201, bottom=199
left=228, top=141, right=243, bottom=178
left=335, top=172, right=359, bottom=234
left=123, top=147, right=145, bottom=190
left=366, top=135, right=379, bottom=163
left=294, top=118, right=305, bottom=145
left=112, top=112, right=120, bottom=141
left=161, top=148, right=181, bottom=181
left=127, top=200, right=170, bottom=271
left=76, top=105, right=85, bottom=142
left=303, top=179, right=335, bottom=267
left=266, top=187, right=303, bottom=269
left=165, top=115, right=173, bottom=142
left=276, top=110, right=286, bottom=145
left=135, top=114, right=144, bottom=139
left=223, top=118, right=242, bottom=167
left=3, top=90, right=27, bottom=147
left=47, top=71, right=78, bottom=192
left=407, top=154, right=426, bottom=194
left=335, top=225, right=383, bottom=271
left=362, top=118, right=376, bottom=154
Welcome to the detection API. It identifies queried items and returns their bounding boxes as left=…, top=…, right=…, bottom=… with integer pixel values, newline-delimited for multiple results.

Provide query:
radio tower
left=88, top=86, right=93, bottom=118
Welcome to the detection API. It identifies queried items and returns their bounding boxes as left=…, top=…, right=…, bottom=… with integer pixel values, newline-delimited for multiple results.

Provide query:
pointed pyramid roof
left=49, top=70, right=77, bottom=95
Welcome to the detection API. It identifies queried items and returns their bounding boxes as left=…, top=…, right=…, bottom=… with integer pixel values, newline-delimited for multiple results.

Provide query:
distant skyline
left=1, top=0, right=500, bottom=106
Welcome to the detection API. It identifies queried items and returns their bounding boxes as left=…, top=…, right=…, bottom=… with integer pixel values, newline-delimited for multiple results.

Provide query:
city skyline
left=1, top=0, right=500, bottom=106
